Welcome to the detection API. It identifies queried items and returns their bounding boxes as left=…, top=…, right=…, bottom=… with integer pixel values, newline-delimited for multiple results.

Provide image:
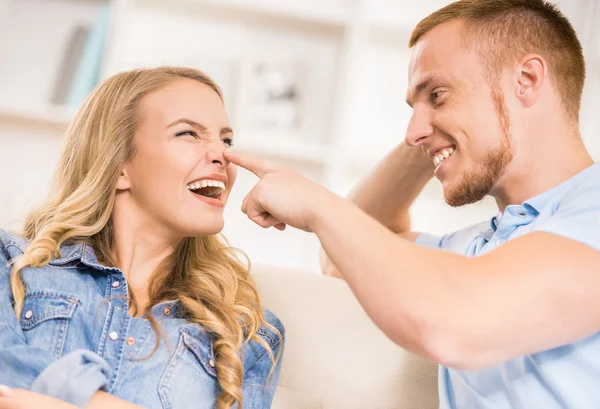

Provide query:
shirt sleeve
left=533, top=182, right=600, bottom=252
left=0, top=245, right=111, bottom=408
left=414, top=220, right=491, bottom=253
left=414, top=232, right=446, bottom=249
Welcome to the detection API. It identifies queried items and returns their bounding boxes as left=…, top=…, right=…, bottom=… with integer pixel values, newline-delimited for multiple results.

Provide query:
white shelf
left=139, top=0, right=350, bottom=29
left=0, top=104, right=73, bottom=128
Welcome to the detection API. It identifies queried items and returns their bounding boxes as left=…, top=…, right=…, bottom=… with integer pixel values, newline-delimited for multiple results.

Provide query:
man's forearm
left=320, top=143, right=432, bottom=277
left=350, top=142, right=433, bottom=233
left=312, top=192, right=473, bottom=361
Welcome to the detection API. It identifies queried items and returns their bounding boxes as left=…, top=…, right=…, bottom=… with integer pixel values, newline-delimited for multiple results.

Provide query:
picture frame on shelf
left=233, top=55, right=306, bottom=144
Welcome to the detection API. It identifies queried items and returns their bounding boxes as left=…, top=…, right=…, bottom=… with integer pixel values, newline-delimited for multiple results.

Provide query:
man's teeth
left=186, top=180, right=226, bottom=191
left=433, top=147, right=455, bottom=167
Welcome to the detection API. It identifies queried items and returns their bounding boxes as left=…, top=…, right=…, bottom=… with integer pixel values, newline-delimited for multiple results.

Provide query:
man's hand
left=0, top=387, right=78, bottom=409
left=224, top=150, right=338, bottom=232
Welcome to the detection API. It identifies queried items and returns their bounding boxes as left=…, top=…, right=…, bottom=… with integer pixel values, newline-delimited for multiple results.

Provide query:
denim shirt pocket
left=20, top=291, right=79, bottom=360
left=158, top=324, right=219, bottom=409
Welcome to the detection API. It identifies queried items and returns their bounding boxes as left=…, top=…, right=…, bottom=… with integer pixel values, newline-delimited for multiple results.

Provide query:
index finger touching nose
left=224, top=150, right=277, bottom=178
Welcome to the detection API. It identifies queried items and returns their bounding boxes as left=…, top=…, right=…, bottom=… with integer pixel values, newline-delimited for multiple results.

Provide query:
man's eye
left=431, top=91, right=440, bottom=101
left=175, top=130, right=198, bottom=138
left=222, top=138, right=234, bottom=147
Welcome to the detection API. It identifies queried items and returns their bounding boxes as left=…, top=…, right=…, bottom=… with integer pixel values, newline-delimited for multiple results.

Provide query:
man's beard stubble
left=445, top=86, right=514, bottom=207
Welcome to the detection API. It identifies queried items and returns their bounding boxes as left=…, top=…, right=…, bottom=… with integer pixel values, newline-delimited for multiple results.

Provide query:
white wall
left=0, top=0, right=598, bottom=273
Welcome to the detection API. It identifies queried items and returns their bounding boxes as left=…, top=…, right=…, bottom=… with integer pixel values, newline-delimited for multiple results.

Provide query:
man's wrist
left=308, top=189, right=352, bottom=235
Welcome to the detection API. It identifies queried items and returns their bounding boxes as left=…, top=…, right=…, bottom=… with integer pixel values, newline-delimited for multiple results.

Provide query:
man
left=224, top=0, right=600, bottom=407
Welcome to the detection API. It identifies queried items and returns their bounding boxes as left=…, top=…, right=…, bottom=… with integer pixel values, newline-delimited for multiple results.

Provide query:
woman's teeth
left=433, top=147, right=455, bottom=167
left=186, top=180, right=226, bottom=191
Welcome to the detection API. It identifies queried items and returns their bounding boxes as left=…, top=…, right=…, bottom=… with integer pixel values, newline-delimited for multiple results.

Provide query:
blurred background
left=0, top=0, right=598, bottom=273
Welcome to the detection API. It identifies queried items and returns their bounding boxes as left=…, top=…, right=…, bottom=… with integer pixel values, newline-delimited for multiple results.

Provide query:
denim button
left=112, top=281, right=120, bottom=288
left=518, top=212, right=527, bottom=217
left=126, top=337, right=135, bottom=346
left=209, top=359, right=215, bottom=367
left=25, top=310, right=33, bottom=319
left=109, top=331, right=119, bottom=341
left=163, top=308, right=171, bottom=316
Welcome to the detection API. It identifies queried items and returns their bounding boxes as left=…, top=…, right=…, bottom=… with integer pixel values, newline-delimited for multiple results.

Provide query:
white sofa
left=252, top=264, right=439, bottom=409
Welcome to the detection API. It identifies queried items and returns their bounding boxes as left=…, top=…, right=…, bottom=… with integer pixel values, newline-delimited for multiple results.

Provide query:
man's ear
left=516, top=53, right=546, bottom=108
left=116, top=167, right=131, bottom=191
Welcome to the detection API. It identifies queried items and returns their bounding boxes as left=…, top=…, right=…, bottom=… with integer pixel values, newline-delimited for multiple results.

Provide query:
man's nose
left=405, top=107, right=434, bottom=147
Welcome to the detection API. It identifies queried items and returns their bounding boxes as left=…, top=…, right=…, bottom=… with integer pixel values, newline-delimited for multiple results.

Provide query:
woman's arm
left=0, top=249, right=110, bottom=408
left=86, top=391, right=145, bottom=409
left=0, top=388, right=144, bottom=409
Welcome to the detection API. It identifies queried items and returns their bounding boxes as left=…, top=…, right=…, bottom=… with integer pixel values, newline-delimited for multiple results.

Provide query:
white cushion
left=252, top=264, right=439, bottom=409
left=272, top=386, right=323, bottom=409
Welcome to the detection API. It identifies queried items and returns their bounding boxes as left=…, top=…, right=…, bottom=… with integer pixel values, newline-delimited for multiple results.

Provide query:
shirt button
left=126, top=337, right=135, bottom=346
left=112, top=281, right=120, bottom=288
left=518, top=212, right=527, bottom=217
left=163, top=308, right=171, bottom=316
left=109, top=331, right=119, bottom=341
left=209, top=359, right=215, bottom=367
left=25, top=310, right=33, bottom=319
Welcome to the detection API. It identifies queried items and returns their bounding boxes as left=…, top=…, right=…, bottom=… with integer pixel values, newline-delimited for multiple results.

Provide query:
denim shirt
left=0, top=229, right=285, bottom=409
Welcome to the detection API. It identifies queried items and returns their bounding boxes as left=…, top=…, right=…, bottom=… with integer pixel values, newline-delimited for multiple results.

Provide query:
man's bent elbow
left=416, top=322, right=497, bottom=370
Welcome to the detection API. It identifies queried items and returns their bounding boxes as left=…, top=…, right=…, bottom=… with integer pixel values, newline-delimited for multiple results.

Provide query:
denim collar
left=47, top=241, right=120, bottom=273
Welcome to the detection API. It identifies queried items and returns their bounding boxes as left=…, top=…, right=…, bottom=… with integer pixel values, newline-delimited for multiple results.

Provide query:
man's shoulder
left=532, top=164, right=600, bottom=252
left=548, top=164, right=600, bottom=212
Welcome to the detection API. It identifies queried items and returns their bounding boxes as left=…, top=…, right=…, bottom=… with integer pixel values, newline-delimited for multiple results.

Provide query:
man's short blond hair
left=410, top=0, right=586, bottom=122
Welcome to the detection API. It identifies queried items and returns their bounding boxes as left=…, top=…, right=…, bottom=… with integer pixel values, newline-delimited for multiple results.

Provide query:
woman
left=0, top=67, right=284, bottom=409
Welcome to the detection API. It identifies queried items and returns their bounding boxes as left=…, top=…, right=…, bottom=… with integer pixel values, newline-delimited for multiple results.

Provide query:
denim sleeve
left=242, top=317, right=286, bottom=408
left=0, top=245, right=111, bottom=407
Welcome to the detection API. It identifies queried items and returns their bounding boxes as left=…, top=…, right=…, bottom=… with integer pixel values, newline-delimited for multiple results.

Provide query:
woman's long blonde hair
left=10, top=67, right=280, bottom=408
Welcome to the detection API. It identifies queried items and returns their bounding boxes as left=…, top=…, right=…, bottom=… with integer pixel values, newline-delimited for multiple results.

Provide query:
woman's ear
left=116, top=168, right=131, bottom=191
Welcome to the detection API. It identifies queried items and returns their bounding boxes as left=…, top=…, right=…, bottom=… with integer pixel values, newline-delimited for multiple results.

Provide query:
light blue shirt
left=416, top=163, right=600, bottom=409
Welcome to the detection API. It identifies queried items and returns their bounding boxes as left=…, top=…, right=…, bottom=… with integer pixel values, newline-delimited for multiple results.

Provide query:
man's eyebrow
left=166, top=118, right=208, bottom=130
left=406, top=76, right=433, bottom=108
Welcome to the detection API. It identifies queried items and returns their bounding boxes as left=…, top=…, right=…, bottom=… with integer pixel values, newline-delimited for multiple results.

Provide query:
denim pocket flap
left=20, top=292, right=79, bottom=330
left=181, top=325, right=217, bottom=378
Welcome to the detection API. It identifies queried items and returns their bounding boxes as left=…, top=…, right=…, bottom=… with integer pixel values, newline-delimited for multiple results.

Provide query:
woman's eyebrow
left=166, top=118, right=208, bottom=130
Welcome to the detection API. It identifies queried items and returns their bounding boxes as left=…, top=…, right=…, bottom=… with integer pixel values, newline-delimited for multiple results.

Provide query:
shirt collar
left=484, top=163, right=599, bottom=237
left=523, top=163, right=599, bottom=214
left=49, top=241, right=117, bottom=273
left=487, top=163, right=600, bottom=230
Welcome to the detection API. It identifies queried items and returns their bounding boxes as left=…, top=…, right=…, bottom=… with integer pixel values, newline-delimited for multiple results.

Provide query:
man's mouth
left=432, top=146, right=456, bottom=168
left=186, top=179, right=226, bottom=200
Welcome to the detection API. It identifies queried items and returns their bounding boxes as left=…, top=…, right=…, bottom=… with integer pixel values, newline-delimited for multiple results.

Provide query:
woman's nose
left=205, top=139, right=228, bottom=166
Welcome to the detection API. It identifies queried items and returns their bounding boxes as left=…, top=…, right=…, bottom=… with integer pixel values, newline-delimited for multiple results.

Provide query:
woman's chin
left=177, top=221, right=225, bottom=238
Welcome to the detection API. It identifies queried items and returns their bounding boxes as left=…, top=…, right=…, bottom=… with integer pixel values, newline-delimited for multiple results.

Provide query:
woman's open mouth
left=187, top=180, right=226, bottom=208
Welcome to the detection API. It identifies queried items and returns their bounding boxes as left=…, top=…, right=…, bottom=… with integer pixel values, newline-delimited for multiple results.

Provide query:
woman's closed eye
left=175, top=130, right=233, bottom=147
left=175, top=130, right=198, bottom=138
